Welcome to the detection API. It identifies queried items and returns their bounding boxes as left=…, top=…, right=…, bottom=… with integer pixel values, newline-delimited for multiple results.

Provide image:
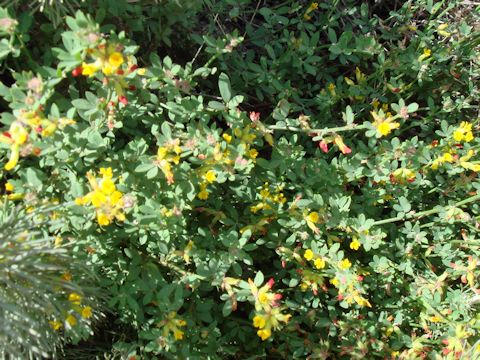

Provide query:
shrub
left=0, top=1, right=480, bottom=359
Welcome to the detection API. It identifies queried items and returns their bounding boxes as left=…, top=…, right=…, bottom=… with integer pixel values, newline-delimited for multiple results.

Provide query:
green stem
left=268, top=123, right=367, bottom=136
left=372, top=193, right=480, bottom=226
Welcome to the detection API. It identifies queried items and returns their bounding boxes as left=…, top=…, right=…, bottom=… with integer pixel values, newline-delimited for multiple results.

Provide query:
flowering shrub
left=1, top=1, right=480, bottom=359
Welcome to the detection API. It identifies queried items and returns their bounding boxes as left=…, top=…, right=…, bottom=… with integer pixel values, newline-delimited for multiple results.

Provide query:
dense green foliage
left=1, top=1, right=480, bottom=359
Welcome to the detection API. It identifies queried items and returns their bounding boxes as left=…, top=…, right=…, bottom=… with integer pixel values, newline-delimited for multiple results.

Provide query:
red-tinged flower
left=119, top=96, right=128, bottom=105
left=334, top=135, right=351, bottom=155
left=319, top=140, right=329, bottom=153
left=249, top=112, right=260, bottom=122
left=72, top=66, right=83, bottom=77
left=267, top=278, right=275, bottom=289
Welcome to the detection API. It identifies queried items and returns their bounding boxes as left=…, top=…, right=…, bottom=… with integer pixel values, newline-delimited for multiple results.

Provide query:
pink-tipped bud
left=267, top=278, right=275, bottom=289
left=119, top=96, right=128, bottom=105
left=319, top=140, right=329, bottom=153
left=249, top=111, right=260, bottom=122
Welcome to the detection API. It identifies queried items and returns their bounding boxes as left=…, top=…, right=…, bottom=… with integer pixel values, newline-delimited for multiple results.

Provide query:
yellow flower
left=222, top=133, right=232, bottom=143
left=304, top=249, right=314, bottom=261
left=91, top=191, right=107, bottom=207
left=81, top=62, right=99, bottom=77
left=100, top=178, right=116, bottom=194
left=97, top=212, right=111, bottom=226
left=437, top=23, right=451, bottom=37
left=198, top=189, right=209, bottom=200
left=418, top=48, right=431, bottom=61
left=49, top=320, right=62, bottom=331
left=453, top=121, right=474, bottom=142
left=257, top=328, right=271, bottom=341
left=306, top=211, right=319, bottom=223
left=81, top=306, right=92, bottom=319
left=108, top=52, right=124, bottom=68
left=253, top=314, right=266, bottom=328
left=314, top=258, right=326, bottom=269
left=371, top=111, right=400, bottom=137
left=136, top=68, right=146, bottom=76
left=330, top=278, right=339, bottom=287
left=68, top=292, right=82, bottom=305
left=5, top=182, right=13, bottom=192
left=339, top=258, right=352, bottom=270
left=4, top=147, right=19, bottom=171
left=248, top=148, right=258, bottom=159
left=204, top=170, right=217, bottom=184
left=66, top=314, right=77, bottom=326
left=173, top=329, right=184, bottom=340
left=350, top=238, right=361, bottom=250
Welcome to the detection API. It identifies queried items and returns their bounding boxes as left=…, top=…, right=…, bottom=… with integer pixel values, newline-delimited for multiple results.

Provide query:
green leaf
left=253, top=271, right=264, bottom=287
left=218, top=73, right=232, bottom=103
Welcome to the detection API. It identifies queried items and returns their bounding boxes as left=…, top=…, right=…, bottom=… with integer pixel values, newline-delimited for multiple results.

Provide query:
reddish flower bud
left=281, top=260, right=286, bottom=268
left=116, top=69, right=124, bottom=76
left=357, top=275, right=364, bottom=281
left=267, top=278, right=275, bottom=289
left=130, top=64, right=138, bottom=72
left=249, top=111, right=260, bottom=122
left=72, top=66, right=83, bottom=77
left=129, top=85, right=137, bottom=91
left=3, top=131, right=11, bottom=138
left=108, top=101, right=116, bottom=108
left=35, top=126, right=42, bottom=133
left=33, top=148, right=41, bottom=156
left=337, top=294, right=344, bottom=301
left=319, top=140, right=329, bottom=153
left=119, top=96, right=128, bottom=105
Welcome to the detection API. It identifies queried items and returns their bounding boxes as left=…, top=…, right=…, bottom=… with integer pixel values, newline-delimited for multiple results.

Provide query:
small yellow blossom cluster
left=0, top=110, right=74, bottom=170
left=304, top=248, right=326, bottom=269
left=453, top=121, right=474, bottom=143
left=250, top=182, right=287, bottom=213
left=330, top=269, right=372, bottom=308
left=157, top=140, right=182, bottom=185
left=391, top=168, right=416, bottom=184
left=303, top=2, right=318, bottom=20
left=372, top=100, right=389, bottom=113
left=432, top=150, right=480, bottom=172
left=197, top=169, right=217, bottom=200
left=49, top=292, right=93, bottom=331
left=158, top=311, right=187, bottom=341
left=441, top=324, right=473, bottom=358
left=74, top=42, right=145, bottom=104
left=79, top=42, right=126, bottom=77
left=437, top=23, right=451, bottom=38
left=233, top=125, right=259, bottom=160
left=345, top=67, right=367, bottom=87
left=75, top=167, right=125, bottom=226
left=371, top=110, right=400, bottom=137
left=299, top=269, right=325, bottom=295
left=249, top=277, right=291, bottom=341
